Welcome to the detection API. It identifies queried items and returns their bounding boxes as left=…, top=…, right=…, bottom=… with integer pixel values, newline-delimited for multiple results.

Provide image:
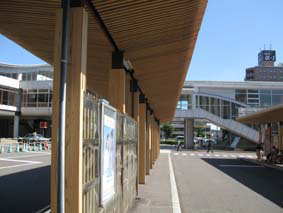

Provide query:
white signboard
left=101, top=104, right=117, bottom=205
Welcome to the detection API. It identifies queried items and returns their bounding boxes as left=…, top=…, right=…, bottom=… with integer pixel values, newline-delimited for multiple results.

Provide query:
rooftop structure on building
left=245, top=49, right=283, bottom=82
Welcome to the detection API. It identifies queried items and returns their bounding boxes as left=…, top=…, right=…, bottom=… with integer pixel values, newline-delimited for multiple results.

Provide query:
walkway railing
left=175, top=108, right=259, bottom=143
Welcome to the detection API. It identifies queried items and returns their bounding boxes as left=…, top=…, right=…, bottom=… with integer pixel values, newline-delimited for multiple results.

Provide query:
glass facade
left=235, top=89, right=283, bottom=107
left=195, top=95, right=243, bottom=119
left=22, top=71, right=52, bottom=81
left=177, top=95, right=192, bottom=110
left=0, top=71, right=52, bottom=81
left=176, top=88, right=283, bottom=122
left=22, top=89, right=52, bottom=107
left=0, top=73, right=18, bottom=79
left=0, top=87, right=17, bottom=106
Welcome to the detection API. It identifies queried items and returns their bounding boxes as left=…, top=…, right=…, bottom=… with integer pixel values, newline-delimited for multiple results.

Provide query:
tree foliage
left=161, top=122, right=174, bottom=139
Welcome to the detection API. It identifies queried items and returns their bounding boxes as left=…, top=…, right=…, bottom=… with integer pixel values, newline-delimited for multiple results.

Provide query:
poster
left=101, top=104, right=117, bottom=205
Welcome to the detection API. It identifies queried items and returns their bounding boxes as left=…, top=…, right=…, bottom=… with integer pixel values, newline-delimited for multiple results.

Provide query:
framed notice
left=100, top=101, right=117, bottom=206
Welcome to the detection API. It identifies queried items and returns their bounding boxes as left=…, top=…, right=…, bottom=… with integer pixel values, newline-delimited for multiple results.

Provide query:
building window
left=0, top=88, right=17, bottom=106
left=235, top=89, right=247, bottom=104
left=22, top=89, right=52, bottom=107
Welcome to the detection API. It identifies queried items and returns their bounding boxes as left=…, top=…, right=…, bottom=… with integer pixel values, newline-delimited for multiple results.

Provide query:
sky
left=0, top=34, right=46, bottom=65
left=187, top=0, right=283, bottom=81
left=0, top=0, right=283, bottom=81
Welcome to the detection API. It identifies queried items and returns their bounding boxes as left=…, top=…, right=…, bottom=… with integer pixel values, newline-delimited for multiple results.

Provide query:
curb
left=238, top=158, right=283, bottom=172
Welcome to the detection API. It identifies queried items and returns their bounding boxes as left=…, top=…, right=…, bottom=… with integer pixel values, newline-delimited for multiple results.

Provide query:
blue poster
left=101, top=105, right=116, bottom=205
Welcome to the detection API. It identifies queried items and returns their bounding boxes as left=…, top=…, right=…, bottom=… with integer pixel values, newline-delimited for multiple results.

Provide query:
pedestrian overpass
left=175, top=108, right=259, bottom=144
left=174, top=90, right=260, bottom=148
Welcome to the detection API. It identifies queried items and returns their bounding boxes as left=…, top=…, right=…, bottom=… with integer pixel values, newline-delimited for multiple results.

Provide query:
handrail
left=195, top=92, right=248, bottom=107
left=175, top=108, right=259, bottom=143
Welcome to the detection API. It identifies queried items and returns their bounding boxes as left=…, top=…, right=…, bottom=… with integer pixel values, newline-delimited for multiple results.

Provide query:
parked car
left=22, top=133, right=50, bottom=143
left=176, top=136, right=184, bottom=141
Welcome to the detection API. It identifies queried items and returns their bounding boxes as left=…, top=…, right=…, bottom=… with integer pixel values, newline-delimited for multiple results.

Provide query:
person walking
left=256, top=143, right=263, bottom=161
left=176, top=139, right=182, bottom=151
left=207, top=139, right=213, bottom=153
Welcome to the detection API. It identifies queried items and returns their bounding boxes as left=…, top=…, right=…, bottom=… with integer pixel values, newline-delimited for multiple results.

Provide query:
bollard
left=16, top=143, right=20, bottom=152
left=0, top=145, right=3, bottom=154
left=39, top=143, right=43, bottom=151
left=27, top=144, right=30, bottom=152
left=8, top=144, right=13, bottom=153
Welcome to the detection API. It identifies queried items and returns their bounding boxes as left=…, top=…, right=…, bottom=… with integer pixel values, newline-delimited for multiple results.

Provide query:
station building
left=173, top=80, right=283, bottom=148
left=0, top=63, right=52, bottom=138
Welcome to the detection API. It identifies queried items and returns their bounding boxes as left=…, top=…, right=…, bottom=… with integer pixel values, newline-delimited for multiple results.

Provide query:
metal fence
left=82, top=92, right=138, bottom=213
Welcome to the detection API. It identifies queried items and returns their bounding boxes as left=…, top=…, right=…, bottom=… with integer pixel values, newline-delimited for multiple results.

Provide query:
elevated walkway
left=175, top=108, right=259, bottom=143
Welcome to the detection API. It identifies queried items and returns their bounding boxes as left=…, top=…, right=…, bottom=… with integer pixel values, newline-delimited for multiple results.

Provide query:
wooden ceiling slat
left=107, top=13, right=198, bottom=34
left=96, top=0, right=200, bottom=19
left=0, top=0, right=207, bottom=122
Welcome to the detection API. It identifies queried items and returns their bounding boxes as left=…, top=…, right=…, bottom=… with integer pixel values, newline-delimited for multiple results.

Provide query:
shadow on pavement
left=0, top=166, right=50, bottom=213
left=202, top=158, right=283, bottom=208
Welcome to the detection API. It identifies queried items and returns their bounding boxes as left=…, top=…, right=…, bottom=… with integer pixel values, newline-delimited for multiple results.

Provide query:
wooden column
left=108, top=51, right=126, bottom=113
left=133, top=86, right=140, bottom=191
left=152, top=120, right=156, bottom=164
left=146, top=110, right=151, bottom=175
left=279, top=122, right=283, bottom=152
left=138, top=96, right=146, bottom=184
left=51, top=7, right=88, bottom=213
left=51, top=10, right=62, bottom=212
left=133, top=88, right=140, bottom=122
left=154, top=121, right=158, bottom=162
left=157, top=124, right=160, bottom=158
left=150, top=116, right=154, bottom=168
left=125, top=74, right=132, bottom=115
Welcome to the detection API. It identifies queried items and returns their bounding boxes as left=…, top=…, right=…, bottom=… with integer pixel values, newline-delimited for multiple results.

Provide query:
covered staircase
left=175, top=108, right=259, bottom=143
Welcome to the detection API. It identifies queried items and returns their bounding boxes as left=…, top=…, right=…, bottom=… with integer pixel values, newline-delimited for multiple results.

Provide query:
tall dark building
left=245, top=50, right=283, bottom=82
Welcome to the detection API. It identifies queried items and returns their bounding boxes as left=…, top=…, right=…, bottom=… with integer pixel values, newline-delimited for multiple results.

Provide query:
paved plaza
left=1, top=149, right=283, bottom=213
left=131, top=149, right=283, bottom=213
left=0, top=151, right=51, bottom=213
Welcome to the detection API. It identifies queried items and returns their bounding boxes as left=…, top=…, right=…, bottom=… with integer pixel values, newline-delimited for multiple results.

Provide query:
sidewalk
left=239, top=158, right=283, bottom=171
left=129, top=150, right=174, bottom=213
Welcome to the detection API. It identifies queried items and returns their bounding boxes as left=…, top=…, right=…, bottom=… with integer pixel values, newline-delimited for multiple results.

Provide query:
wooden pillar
left=108, top=51, right=126, bottom=113
left=133, top=83, right=140, bottom=190
left=51, top=7, right=88, bottom=213
left=146, top=110, right=151, bottom=174
left=125, top=74, right=132, bottom=115
left=138, top=95, right=146, bottom=184
left=150, top=116, right=154, bottom=168
left=133, top=87, right=139, bottom=122
left=157, top=126, right=160, bottom=157
left=279, top=122, right=283, bottom=152
left=151, top=120, right=155, bottom=164
left=152, top=120, right=156, bottom=163
left=51, top=10, right=62, bottom=212
left=154, top=121, right=158, bottom=162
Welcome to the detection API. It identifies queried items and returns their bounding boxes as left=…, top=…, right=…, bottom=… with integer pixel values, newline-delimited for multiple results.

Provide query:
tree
left=196, top=128, right=205, bottom=137
left=161, top=122, right=174, bottom=139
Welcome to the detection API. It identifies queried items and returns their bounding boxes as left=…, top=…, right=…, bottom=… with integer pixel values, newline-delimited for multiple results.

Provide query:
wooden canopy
left=0, top=0, right=207, bottom=122
left=237, top=104, right=283, bottom=124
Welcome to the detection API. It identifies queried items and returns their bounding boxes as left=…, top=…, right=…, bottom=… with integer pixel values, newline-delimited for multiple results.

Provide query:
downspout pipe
left=57, top=0, right=70, bottom=212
